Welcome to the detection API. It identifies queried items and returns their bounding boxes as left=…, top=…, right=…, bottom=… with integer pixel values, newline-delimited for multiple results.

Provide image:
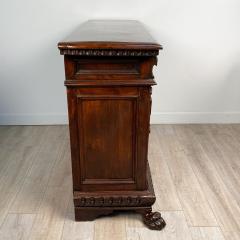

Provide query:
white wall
left=1, top=0, right=240, bottom=124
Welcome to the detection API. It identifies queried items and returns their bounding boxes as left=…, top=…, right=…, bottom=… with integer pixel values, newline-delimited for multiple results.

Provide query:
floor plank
left=0, top=191, right=17, bottom=226
left=94, top=215, right=126, bottom=240
left=0, top=213, right=35, bottom=240
left=222, top=231, right=240, bottom=240
left=149, top=125, right=162, bottom=154
left=190, top=227, right=225, bottom=240
left=61, top=212, right=94, bottom=240
left=201, top=125, right=240, bottom=201
left=66, top=196, right=74, bottom=214
left=20, top=126, right=66, bottom=193
left=157, top=125, right=217, bottom=226
left=149, top=153, right=182, bottom=211
left=28, top=186, right=71, bottom=240
left=47, top=139, right=72, bottom=190
left=126, top=211, right=193, bottom=240
left=9, top=126, right=67, bottom=214
left=9, top=190, right=45, bottom=214
left=0, top=126, right=45, bottom=193
left=175, top=125, right=240, bottom=233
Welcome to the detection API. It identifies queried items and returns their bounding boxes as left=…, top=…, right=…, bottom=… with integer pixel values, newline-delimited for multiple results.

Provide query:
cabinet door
left=67, top=87, right=150, bottom=191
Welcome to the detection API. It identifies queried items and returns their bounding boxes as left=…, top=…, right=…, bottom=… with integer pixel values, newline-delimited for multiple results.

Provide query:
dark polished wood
left=58, top=20, right=162, bottom=50
left=58, top=20, right=165, bottom=230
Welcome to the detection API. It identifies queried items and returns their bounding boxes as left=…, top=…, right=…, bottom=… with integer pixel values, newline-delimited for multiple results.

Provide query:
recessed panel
left=76, top=59, right=138, bottom=74
left=72, top=58, right=140, bottom=80
left=77, top=96, right=137, bottom=184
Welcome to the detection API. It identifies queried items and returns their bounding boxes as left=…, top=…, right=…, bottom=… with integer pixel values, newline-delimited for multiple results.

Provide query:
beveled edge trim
left=59, top=49, right=159, bottom=56
left=64, top=79, right=157, bottom=87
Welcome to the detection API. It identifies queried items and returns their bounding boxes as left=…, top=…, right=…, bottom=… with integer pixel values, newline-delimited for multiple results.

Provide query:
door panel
left=76, top=88, right=139, bottom=191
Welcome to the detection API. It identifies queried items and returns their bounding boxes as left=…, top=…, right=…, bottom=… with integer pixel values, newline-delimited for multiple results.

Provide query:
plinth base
left=75, top=206, right=165, bottom=230
left=73, top=166, right=166, bottom=230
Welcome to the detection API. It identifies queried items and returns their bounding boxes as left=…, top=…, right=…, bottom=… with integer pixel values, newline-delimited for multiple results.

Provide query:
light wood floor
left=0, top=125, right=240, bottom=240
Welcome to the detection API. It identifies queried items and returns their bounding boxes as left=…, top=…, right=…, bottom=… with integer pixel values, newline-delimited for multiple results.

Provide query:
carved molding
left=60, top=49, right=159, bottom=56
left=74, top=195, right=154, bottom=207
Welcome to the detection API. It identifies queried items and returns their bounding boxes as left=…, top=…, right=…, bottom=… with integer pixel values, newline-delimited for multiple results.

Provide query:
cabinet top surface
left=58, top=20, right=162, bottom=51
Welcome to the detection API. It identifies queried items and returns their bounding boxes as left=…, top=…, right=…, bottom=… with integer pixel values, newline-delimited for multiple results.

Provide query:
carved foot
left=142, top=210, right=166, bottom=230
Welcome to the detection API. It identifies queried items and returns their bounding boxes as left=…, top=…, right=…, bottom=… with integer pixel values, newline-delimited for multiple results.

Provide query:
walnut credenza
left=58, top=20, right=165, bottom=230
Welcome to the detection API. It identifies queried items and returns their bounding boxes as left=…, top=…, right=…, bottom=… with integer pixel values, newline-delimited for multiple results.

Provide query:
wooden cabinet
left=58, top=20, right=165, bottom=230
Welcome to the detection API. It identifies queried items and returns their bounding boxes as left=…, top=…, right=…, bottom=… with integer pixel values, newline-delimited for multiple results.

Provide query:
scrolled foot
left=142, top=210, right=166, bottom=230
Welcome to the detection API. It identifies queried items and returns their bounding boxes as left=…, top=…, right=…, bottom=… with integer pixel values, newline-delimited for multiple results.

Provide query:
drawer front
left=75, top=58, right=140, bottom=79
left=64, top=56, right=156, bottom=81
left=67, top=87, right=151, bottom=191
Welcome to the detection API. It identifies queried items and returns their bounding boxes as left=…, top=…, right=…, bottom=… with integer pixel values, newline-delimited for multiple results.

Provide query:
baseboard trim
left=0, top=113, right=68, bottom=125
left=0, top=112, right=240, bottom=125
left=150, top=112, right=240, bottom=124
